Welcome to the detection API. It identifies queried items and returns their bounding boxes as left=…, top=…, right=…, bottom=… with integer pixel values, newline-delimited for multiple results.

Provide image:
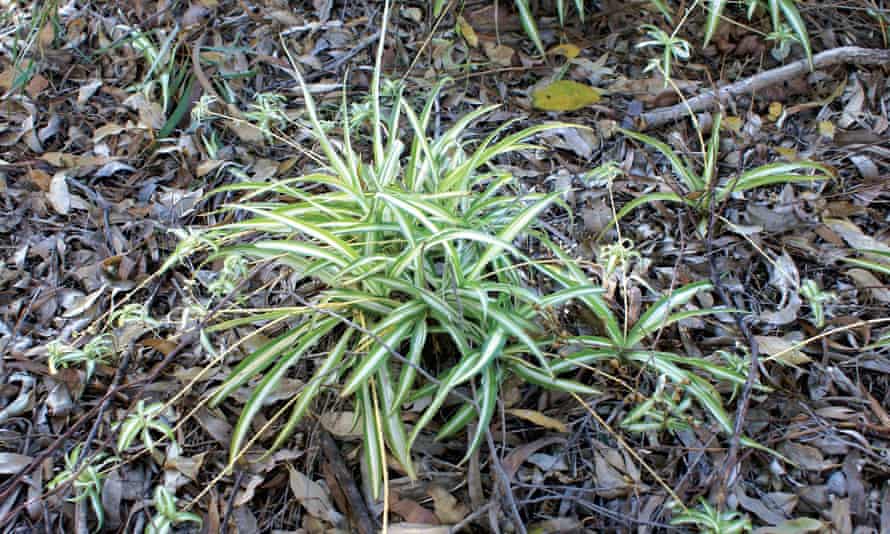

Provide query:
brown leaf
left=506, top=409, right=568, bottom=433
left=47, top=172, right=70, bottom=215
left=287, top=465, right=337, bottom=522
left=427, top=484, right=468, bottom=524
left=390, top=490, right=439, bottom=524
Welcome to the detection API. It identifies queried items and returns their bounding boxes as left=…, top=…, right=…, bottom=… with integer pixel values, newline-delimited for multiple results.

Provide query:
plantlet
left=766, top=23, right=799, bottom=61
left=119, top=24, right=194, bottom=137
left=561, top=277, right=751, bottom=436
left=636, top=24, right=692, bottom=87
left=608, top=114, right=833, bottom=231
left=671, top=498, right=752, bottom=533
left=46, top=335, right=113, bottom=383
left=245, top=92, right=287, bottom=136
left=116, top=400, right=175, bottom=454
left=799, top=279, right=835, bottom=328
left=705, top=0, right=812, bottom=65
left=145, top=486, right=202, bottom=534
left=48, top=445, right=118, bottom=532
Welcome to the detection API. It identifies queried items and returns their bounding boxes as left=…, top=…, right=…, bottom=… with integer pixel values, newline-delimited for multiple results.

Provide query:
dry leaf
left=483, top=41, right=514, bottom=66
left=318, top=411, right=361, bottom=438
left=48, top=172, right=71, bottom=215
left=506, top=408, right=568, bottom=433
left=456, top=16, right=478, bottom=48
left=768, top=101, right=784, bottom=121
left=755, top=336, right=811, bottom=365
left=548, top=43, right=581, bottom=59
left=427, top=485, right=468, bottom=524
left=532, top=80, right=601, bottom=112
left=287, top=465, right=337, bottom=522
left=386, top=525, right=451, bottom=534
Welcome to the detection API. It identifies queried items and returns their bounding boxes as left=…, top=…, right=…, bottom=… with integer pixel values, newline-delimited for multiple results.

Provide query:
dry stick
left=638, top=46, right=890, bottom=129
left=705, top=182, right=759, bottom=508
left=74, top=342, right=134, bottom=470
left=319, top=430, right=376, bottom=534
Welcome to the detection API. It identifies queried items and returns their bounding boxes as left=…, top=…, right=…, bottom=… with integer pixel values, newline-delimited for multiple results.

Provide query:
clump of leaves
left=116, top=400, right=175, bottom=454
left=636, top=24, right=692, bottom=87
left=558, top=275, right=754, bottom=436
left=704, top=0, right=812, bottom=65
left=671, top=498, right=752, bottom=533
left=46, top=334, right=114, bottom=383
left=193, top=4, right=609, bottom=499
left=145, top=486, right=202, bottom=534
left=607, top=114, right=833, bottom=232
left=48, top=445, right=118, bottom=532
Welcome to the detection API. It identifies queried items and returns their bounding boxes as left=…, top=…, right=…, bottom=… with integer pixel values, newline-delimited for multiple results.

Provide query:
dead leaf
left=287, top=464, right=337, bottom=523
left=548, top=43, right=581, bottom=59
left=318, top=411, right=361, bottom=438
left=779, top=442, right=828, bottom=471
left=506, top=409, right=568, bottom=433
left=386, top=525, right=451, bottom=534
left=48, top=172, right=71, bottom=215
left=483, top=41, right=514, bottom=66
left=753, top=517, right=824, bottom=534
left=456, top=16, right=478, bottom=48
left=427, top=485, right=468, bottom=524
left=0, top=453, right=33, bottom=474
left=844, top=268, right=890, bottom=303
left=755, top=336, right=811, bottom=365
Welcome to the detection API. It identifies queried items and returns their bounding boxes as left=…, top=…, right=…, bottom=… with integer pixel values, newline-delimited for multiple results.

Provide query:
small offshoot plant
left=145, top=486, right=202, bottom=534
left=607, top=114, right=833, bottom=232
left=435, top=1, right=810, bottom=64
left=48, top=445, right=118, bottom=532
left=194, top=4, right=615, bottom=499
left=671, top=498, right=752, bottom=534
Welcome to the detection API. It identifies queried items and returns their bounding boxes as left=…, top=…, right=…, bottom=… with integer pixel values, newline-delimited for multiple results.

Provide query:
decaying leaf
left=506, top=408, right=568, bottom=433
left=755, top=336, right=811, bottom=365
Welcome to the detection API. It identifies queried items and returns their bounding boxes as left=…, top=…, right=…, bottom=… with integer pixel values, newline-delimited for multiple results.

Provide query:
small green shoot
left=145, top=486, right=202, bottom=534
left=48, top=445, right=118, bottom=533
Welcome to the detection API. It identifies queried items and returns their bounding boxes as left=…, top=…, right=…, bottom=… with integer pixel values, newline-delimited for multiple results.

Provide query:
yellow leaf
left=532, top=80, right=601, bottom=112
left=776, top=146, right=797, bottom=161
left=818, top=120, right=836, bottom=139
left=548, top=43, right=581, bottom=59
left=767, top=101, right=784, bottom=122
left=456, top=16, right=478, bottom=48
left=506, top=409, right=568, bottom=433
left=724, top=116, right=743, bottom=133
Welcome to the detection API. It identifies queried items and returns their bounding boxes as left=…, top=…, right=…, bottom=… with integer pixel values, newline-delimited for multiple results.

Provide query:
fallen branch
left=638, top=46, right=890, bottom=129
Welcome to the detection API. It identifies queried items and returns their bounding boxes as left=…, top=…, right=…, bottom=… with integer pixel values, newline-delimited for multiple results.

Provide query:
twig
left=705, top=179, right=759, bottom=508
left=319, top=430, right=376, bottom=534
left=638, top=46, right=890, bottom=129
left=484, top=429, right=527, bottom=534
left=220, top=470, right=245, bottom=534
left=74, top=342, right=134, bottom=470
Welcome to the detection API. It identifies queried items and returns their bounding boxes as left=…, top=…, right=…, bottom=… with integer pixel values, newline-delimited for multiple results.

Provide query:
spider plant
left=48, top=444, right=118, bottom=532
left=671, top=498, right=752, bottom=534
left=196, top=3, right=609, bottom=499
left=636, top=24, right=692, bottom=87
left=607, top=114, right=833, bottom=231
left=116, top=400, right=175, bottom=454
left=145, top=486, right=202, bottom=534
left=705, top=0, right=812, bottom=65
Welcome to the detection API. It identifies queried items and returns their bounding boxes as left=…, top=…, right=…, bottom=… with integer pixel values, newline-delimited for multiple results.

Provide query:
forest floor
left=1, top=0, right=889, bottom=532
